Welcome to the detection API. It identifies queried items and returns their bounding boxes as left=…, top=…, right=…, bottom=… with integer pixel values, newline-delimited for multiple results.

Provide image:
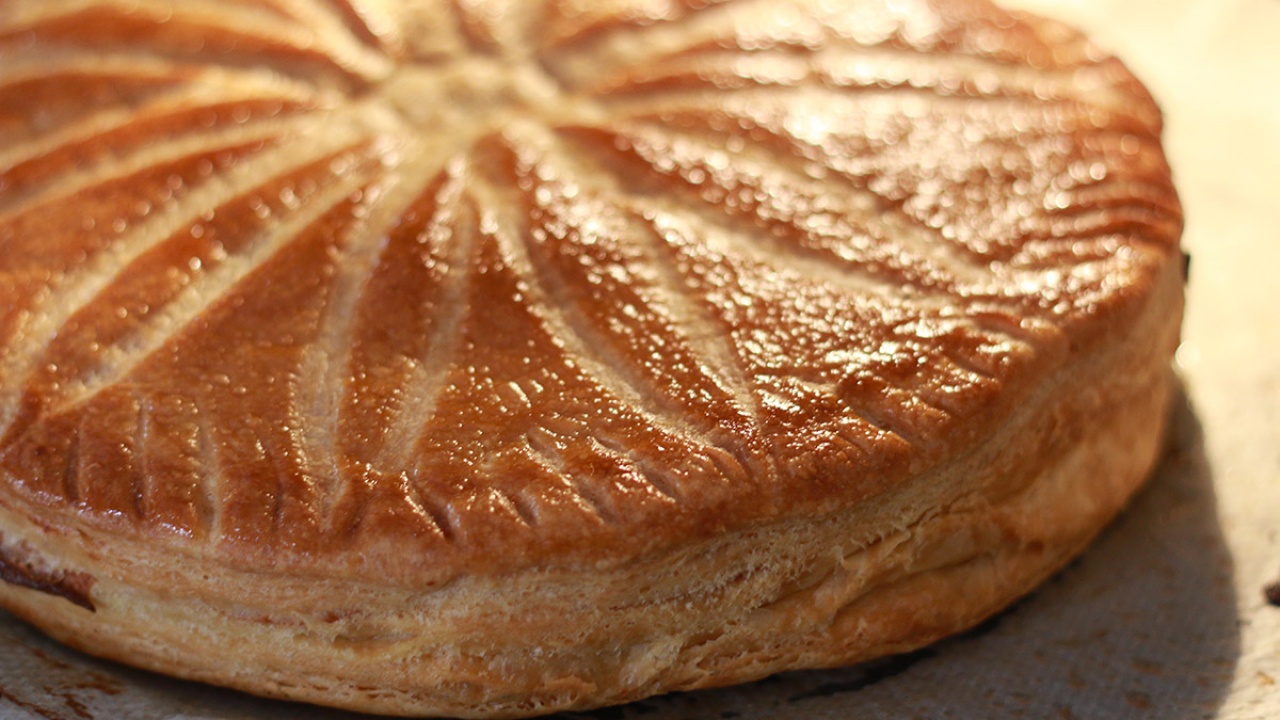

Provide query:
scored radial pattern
left=0, top=0, right=1181, bottom=581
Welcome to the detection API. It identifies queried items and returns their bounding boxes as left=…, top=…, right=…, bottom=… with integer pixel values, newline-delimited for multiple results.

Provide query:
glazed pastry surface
left=0, top=1, right=1183, bottom=716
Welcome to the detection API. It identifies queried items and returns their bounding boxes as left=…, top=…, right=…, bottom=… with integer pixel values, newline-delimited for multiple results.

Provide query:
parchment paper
left=3, top=1, right=1277, bottom=717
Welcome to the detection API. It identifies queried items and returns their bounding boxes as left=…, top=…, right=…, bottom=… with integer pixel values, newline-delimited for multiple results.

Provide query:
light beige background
left=2, top=1, right=1277, bottom=718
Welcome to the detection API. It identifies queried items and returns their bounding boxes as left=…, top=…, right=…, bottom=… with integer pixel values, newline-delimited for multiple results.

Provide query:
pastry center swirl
left=377, top=57, right=577, bottom=136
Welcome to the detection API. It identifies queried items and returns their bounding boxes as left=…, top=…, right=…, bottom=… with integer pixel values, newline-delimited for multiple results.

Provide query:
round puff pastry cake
left=0, top=0, right=1183, bottom=717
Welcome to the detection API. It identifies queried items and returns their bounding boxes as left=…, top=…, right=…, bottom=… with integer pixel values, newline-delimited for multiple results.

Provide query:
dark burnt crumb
left=0, top=686, right=66, bottom=720
left=1264, top=580, right=1280, bottom=607
left=0, top=536, right=96, bottom=612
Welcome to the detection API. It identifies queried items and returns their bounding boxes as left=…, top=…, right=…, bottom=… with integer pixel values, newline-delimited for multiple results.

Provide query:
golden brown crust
left=0, top=0, right=1184, bottom=716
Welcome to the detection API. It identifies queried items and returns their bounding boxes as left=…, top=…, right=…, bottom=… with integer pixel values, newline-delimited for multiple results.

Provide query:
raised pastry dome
left=0, top=1, right=1186, bottom=716
left=0, top=0, right=1180, bottom=588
